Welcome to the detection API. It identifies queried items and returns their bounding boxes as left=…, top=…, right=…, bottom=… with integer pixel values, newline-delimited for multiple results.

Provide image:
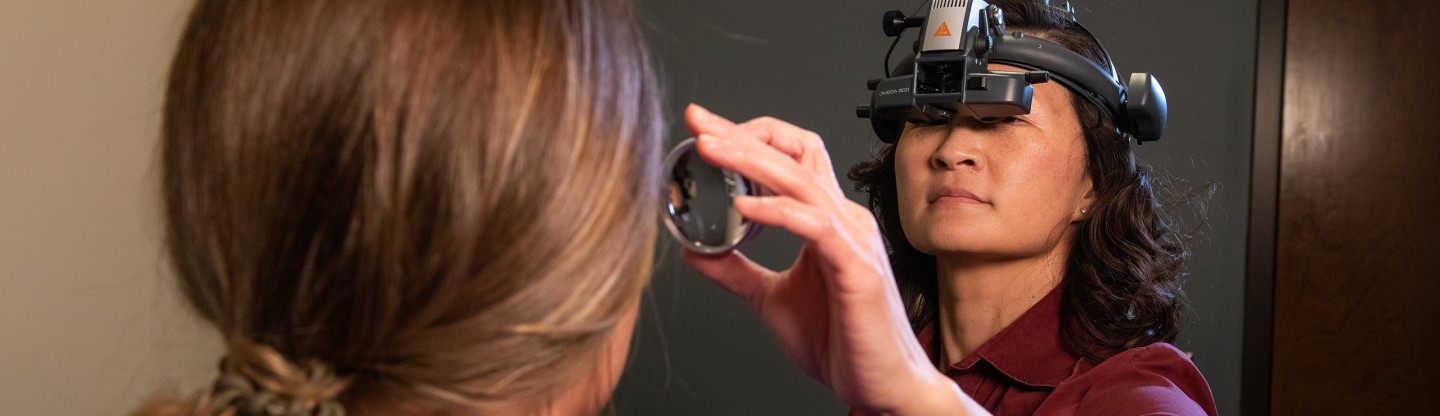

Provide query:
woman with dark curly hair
left=682, top=0, right=1216, bottom=414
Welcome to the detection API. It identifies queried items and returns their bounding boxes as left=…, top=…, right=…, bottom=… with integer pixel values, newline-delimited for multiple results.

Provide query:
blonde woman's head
left=142, top=0, right=662, bottom=414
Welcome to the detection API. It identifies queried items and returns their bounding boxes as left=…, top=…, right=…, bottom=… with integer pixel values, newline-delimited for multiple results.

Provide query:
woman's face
left=894, top=64, right=1093, bottom=260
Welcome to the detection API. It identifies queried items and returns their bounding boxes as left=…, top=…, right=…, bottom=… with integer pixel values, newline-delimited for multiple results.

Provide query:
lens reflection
left=662, top=138, right=759, bottom=253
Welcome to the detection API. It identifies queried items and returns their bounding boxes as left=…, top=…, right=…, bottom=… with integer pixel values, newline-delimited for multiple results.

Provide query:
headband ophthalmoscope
left=855, top=0, right=1168, bottom=143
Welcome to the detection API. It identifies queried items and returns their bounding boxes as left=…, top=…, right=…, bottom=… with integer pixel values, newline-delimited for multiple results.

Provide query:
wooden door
left=1272, top=0, right=1440, bottom=414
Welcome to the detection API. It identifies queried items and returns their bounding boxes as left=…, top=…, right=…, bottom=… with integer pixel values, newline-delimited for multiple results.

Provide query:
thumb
left=681, top=249, right=774, bottom=306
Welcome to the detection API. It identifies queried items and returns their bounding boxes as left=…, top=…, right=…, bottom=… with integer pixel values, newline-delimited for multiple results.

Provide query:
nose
left=930, top=127, right=982, bottom=171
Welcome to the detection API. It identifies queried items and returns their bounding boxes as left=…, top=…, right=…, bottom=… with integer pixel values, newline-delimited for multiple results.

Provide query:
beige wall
left=0, top=1, right=221, bottom=414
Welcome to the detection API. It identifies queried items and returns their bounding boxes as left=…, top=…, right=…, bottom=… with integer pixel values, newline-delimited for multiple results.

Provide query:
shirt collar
left=930, top=287, right=1079, bottom=388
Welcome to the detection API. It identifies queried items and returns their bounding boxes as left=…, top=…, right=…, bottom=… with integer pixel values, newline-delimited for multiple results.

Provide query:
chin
left=908, top=216, right=992, bottom=252
left=910, top=231, right=1045, bottom=259
left=911, top=233, right=985, bottom=256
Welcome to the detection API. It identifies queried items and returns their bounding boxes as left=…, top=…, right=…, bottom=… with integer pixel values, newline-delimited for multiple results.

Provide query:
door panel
left=1273, top=1, right=1440, bottom=414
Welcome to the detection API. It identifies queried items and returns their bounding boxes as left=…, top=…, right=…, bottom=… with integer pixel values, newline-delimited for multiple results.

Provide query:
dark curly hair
left=849, top=0, right=1189, bottom=363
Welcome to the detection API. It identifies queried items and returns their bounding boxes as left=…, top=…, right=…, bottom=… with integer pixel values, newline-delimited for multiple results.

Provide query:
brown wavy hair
left=849, top=0, right=1192, bottom=363
left=137, top=0, right=662, bottom=414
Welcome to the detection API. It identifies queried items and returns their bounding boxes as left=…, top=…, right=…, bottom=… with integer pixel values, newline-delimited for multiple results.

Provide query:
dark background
left=614, top=1, right=1258, bottom=415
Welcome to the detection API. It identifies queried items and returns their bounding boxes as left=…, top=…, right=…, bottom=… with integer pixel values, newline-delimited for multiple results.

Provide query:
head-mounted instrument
left=856, top=0, right=1168, bottom=143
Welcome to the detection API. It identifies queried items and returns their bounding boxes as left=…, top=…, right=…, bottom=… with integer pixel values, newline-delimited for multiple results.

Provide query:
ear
left=1072, top=179, right=1096, bottom=222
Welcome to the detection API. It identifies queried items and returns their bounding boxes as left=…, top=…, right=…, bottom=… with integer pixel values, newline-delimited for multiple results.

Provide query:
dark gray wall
left=614, top=1, right=1256, bottom=415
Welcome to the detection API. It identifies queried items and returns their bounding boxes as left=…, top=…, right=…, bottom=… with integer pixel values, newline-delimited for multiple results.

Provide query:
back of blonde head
left=139, top=0, right=662, bottom=414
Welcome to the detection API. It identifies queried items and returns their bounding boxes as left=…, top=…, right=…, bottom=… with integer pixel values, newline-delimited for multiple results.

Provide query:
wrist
left=855, top=371, right=985, bottom=416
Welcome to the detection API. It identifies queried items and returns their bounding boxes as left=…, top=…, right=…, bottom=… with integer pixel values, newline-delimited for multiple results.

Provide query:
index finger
left=688, top=105, right=827, bottom=168
left=735, top=117, right=843, bottom=194
left=685, top=104, right=742, bottom=139
left=736, top=117, right=830, bottom=165
left=688, top=105, right=843, bottom=192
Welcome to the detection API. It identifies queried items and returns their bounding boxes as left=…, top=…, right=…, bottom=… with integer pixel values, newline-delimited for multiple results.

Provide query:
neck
left=933, top=241, right=1070, bottom=365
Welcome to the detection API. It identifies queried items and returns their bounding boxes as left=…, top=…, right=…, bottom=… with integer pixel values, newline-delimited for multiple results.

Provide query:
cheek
left=893, top=139, right=932, bottom=223
left=998, top=141, right=1089, bottom=217
left=1017, top=145, right=1085, bottom=185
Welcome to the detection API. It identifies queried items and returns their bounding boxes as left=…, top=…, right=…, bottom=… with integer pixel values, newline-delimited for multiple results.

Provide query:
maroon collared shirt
left=855, top=289, right=1217, bottom=415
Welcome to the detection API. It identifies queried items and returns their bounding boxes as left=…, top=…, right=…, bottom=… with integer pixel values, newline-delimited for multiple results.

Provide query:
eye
left=977, top=116, right=1020, bottom=124
left=910, top=118, right=950, bottom=127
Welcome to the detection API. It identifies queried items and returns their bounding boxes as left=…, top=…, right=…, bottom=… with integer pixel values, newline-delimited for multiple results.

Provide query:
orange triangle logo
left=934, top=22, right=952, bottom=37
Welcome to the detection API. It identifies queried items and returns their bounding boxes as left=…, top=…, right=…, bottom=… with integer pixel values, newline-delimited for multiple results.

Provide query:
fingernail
left=688, top=103, right=722, bottom=126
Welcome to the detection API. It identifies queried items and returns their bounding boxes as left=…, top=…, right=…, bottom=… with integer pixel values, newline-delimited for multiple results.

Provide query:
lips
left=928, top=185, right=988, bottom=204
